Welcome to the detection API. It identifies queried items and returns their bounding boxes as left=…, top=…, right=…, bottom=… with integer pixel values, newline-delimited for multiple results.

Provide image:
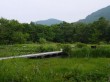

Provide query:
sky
left=0, top=0, right=110, bottom=23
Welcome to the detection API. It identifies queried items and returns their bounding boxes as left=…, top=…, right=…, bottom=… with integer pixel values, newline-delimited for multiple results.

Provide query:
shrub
left=39, top=38, right=47, bottom=44
left=37, top=44, right=59, bottom=52
left=62, top=44, right=72, bottom=57
left=75, top=42, right=87, bottom=48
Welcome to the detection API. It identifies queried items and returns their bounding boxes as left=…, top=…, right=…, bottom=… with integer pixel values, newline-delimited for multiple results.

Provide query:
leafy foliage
left=62, top=44, right=72, bottom=57
left=38, top=38, right=47, bottom=44
left=75, top=42, right=87, bottom=48
left=0, top=17, right=110, bottom=44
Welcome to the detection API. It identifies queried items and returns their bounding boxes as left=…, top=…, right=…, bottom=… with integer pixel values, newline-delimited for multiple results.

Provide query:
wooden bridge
left=0, top=50, right=63, bottom=60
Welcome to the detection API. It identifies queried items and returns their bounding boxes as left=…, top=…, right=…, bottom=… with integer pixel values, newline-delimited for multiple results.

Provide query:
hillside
left=35, top=18, right=63, bottom=26
left=79, top=6, right=110, bottom=23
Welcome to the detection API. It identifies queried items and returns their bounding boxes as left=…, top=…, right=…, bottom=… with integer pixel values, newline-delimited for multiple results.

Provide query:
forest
left=0, top=17, right=110, bottom=44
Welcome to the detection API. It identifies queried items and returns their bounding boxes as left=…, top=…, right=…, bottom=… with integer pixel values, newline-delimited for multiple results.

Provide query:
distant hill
left=79, top=6, right=110, bottom=23
left=35, top=18, right=63, bottom=26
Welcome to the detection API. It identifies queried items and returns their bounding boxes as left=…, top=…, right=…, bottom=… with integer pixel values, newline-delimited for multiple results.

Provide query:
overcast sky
left=0, top=0, right=110, bottom=23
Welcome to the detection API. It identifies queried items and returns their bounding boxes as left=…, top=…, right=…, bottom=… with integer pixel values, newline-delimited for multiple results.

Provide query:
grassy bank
left=0, top=58, right=110, bottom=82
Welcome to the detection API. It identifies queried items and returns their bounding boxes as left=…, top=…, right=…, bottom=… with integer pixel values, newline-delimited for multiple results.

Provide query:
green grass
left=1, top=43, right=110, bottom=58
left=0, top=58, right=110, bottom=82
left=1, top=44, right=110, bottom=81
left=62, top=44, right=110, bottom=58
left=0, top=43, right=61, bottom=57
left=69, top=45, right=110, bottom=58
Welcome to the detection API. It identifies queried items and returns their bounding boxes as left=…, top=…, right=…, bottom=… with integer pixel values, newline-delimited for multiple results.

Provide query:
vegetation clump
left=62, top=44, right=72, bottom=57
left=38, top=38, right=47, bottom=44
left=75, top=42, right=87, bottom=48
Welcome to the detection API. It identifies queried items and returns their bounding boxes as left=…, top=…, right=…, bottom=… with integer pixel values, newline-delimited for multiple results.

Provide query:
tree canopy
left=0, top=17, right=110, bottom=44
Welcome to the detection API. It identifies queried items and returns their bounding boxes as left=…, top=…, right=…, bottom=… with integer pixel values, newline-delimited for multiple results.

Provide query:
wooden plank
left=0, top=51, right=63, bottom=60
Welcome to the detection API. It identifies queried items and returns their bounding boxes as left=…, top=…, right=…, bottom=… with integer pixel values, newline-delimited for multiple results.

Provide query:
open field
left=0, top=58, right=110, bottom=82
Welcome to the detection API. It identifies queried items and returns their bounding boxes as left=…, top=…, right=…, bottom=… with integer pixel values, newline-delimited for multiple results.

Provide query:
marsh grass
left=0, top=43, right=60, bottom=57
left=1, top=43, right=110, bottom=81
left=67, top=45, right=110, bottom=58
left=1, top=43, right=110, bottom=58
left=0, top=58, right=110, bottom=82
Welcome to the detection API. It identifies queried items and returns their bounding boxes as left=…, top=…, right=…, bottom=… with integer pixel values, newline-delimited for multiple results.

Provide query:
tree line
left=0, top=17, right=110, bottom=44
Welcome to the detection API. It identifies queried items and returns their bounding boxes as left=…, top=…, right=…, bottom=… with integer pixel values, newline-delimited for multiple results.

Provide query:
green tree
left=12, top=32, right=29, bottom=44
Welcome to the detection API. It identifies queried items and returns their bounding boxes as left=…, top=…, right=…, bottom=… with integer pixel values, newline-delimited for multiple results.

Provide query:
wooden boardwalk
left=0, top=51, right=63, bottom=60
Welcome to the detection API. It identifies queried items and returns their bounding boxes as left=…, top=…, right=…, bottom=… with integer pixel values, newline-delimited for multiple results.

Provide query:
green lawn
left=0, top=58, right=110, bottom=82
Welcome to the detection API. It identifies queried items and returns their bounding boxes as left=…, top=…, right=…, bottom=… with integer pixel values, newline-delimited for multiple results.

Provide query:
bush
left=39, top=38, right=47, bottom=44
left=37, top=44, right=59, bottom=52
left=75, top=42, right=87, bottom=48
left=62, top=44, right=72, bottom=57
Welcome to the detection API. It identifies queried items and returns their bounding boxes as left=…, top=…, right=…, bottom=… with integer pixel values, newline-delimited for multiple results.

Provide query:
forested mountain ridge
left=35, top=18, right=63, bottom=26
left=79, top=6, right=110, bottom=23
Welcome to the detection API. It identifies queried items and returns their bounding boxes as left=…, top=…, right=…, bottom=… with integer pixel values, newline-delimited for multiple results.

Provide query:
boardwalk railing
left=0, top=50, right=63, bottom=60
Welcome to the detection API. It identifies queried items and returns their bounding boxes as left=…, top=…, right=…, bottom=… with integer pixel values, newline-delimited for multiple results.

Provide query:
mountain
left=35, top=18, right=63, bottom=26
left=79, top=6, right=110, bottom=23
